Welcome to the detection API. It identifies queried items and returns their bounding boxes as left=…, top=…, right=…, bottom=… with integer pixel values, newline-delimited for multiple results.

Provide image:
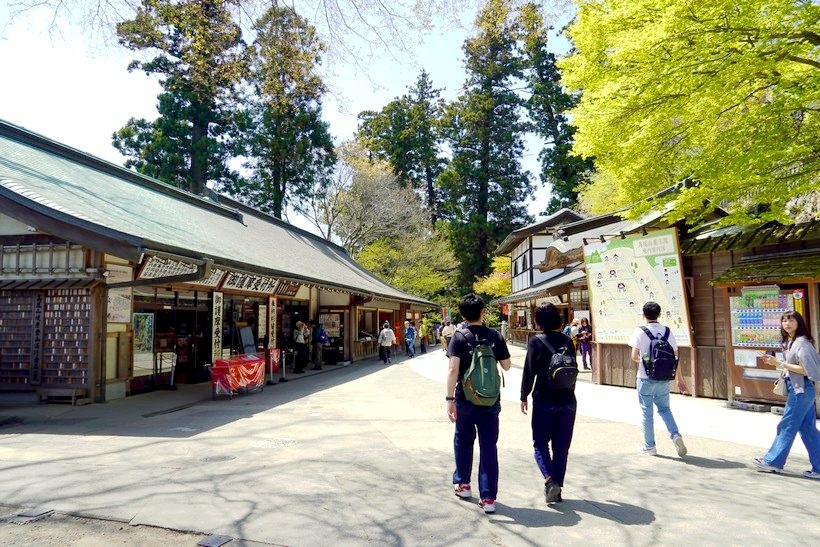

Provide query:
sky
left=0, top=2, right=570, bottom=234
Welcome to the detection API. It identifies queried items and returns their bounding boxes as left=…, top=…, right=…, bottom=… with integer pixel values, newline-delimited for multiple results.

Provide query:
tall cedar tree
left=439, top=0, right=533, bottom=289
left=357, top=70, right=446, bottom=227
left=115, top=0, right=246, bottom=195
left=224, top=4, right=335, bottom=219
left=519, top=3, right=594, bottom=214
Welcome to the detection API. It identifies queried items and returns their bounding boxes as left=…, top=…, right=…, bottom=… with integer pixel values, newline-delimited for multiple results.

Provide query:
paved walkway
left=0, top=346, right=818, bottom=546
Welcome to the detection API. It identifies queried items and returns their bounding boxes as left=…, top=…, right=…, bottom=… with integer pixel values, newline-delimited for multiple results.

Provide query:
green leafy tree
left=473, top=255, right=511, bottom=298
left=357, top=70, right=447, bottom=226
left=560, top=0, right=820, bottom=225
left=356, top=233, right=456, bottom=301
left=223, top=4, right=335, bottom=219
left=115, top=0, right=246, bottom=195
left=439, top=0, right=533, bottom=290
left=518, top=2, right=594, bottom=214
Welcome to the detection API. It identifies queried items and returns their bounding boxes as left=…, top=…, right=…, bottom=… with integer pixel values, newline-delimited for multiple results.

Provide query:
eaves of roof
left=711, top=249, right=820, bottom=286
left=681, top=220, right=820, bottom=255
left=489, top=266, right=586, bottom=306
left=494, top=208, right=585, bottom=255
left=0, top=119, right=434, bottom=307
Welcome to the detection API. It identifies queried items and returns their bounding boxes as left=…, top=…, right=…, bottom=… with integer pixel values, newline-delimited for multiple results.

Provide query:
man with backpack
left=445, top=293, right=512, bottom=515
left=628, top=301, right=688, bottom=457
left=520, top=303, right=579, bottom=504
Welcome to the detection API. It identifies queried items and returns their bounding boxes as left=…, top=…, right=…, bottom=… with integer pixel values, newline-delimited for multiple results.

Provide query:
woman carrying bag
left=753, top=311, right=820, bottom=479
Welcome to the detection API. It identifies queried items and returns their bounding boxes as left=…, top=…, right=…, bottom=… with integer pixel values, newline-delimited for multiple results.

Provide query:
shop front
left=711, top=249, right=819, bottom=405
left=494, top=268, right=585, bottom=346
left=354, top=298, right=401, bottom=360
left=0, top=239, right=99, bottom=404
left=0, top=119, right=434, bottom=403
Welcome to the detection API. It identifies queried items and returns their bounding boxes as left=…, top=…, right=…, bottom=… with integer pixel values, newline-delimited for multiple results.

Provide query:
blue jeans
left=406, top=339, right=415, bottom=357
left=453, top=398, right=501, bottom=500
left=763, top=379, right=820, bottom=471
left=531, top=400, right=576, bottom=486
left=637, top=378, right=680, bottom=448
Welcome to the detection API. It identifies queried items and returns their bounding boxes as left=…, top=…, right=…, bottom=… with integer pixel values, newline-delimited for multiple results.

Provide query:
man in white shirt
left=377, top=322, right=397, bottom=364
left=628, top=301, right=687, bottom=458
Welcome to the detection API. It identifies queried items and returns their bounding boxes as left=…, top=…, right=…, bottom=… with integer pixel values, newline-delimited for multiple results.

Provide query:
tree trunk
left=190, top=116, right=208, bottom=195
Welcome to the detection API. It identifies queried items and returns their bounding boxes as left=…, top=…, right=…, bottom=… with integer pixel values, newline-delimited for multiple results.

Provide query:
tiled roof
left=0, top=120, right=432, bottom=306
left=711, top=250, right=820, bottom=286
left=489, top=266, right=586, bottom=306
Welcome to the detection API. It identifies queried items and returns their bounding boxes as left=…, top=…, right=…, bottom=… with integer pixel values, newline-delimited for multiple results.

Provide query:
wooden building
left=0, top=120, right=431, bottom=403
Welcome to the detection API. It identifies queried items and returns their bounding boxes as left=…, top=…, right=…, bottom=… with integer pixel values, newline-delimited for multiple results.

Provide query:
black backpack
left=640, top=326, right=678, bottom=381
left=535, top=334, right=578, bottom=390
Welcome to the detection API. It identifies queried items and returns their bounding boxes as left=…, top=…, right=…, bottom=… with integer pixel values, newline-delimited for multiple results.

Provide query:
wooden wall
left=596, top=250, right=737, bottom=399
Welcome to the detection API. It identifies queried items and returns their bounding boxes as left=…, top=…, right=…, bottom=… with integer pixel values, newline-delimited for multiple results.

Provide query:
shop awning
left=490, top=268, right=587, bottom=306
left=711, top=251, right=820, bottom=286
left=0, top=277, right=101, bottom=290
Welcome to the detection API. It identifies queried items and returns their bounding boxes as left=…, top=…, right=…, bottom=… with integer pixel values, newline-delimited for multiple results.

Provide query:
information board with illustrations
left=583, top=228, right=692, bottom=346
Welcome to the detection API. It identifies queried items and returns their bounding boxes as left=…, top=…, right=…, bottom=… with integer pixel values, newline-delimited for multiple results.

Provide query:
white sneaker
left=753, top=458, right=781, bottom=473
left=454, top=484, right=472, bottom=499
left=638, top=445, right=657, bottom=456
left=479, top=499, right=496, bottom=514
left=672, top=434, right=687, bottom=457
left=803, top=470, right=820, bottom=480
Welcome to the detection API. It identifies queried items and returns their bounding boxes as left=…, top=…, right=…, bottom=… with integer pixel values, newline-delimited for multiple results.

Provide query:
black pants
left=531, top=400, right=577, bottom=487
left=295, top=343, right=308, bottom=372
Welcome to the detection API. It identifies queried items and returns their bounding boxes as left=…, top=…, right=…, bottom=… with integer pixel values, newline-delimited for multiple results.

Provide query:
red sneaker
left=479, top=499, right=496, bottom=514
left=453, top=484, right=472, bottom=499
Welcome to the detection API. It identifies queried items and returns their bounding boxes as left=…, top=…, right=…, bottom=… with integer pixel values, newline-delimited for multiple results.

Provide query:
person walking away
left=753, top=311, right=820, bottom=478
left=446, top=293, right=512, bottom=514
left=578, top=318, right=593, bottom=370
left=311, top=320, right=327, bottom=370
left=520, top=303, right=578, bottom=504
left=569, top=320, right=580, bottom=352
left=628, top=302, right=687, bottom=457
left=404, top=320, right=416, bottom=358
left=377, top=322, right=396, bottom=364
left=292, top=321, right=310, bottom=373
left=441, top=321, right=455, bottom=355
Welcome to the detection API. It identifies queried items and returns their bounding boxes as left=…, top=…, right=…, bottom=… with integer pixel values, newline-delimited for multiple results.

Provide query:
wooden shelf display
left=0, top=289, right=91, bottom=387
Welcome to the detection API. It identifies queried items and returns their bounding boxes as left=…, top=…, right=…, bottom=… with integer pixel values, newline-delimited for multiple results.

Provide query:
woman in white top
left=754, top=311, right=820, bottom=478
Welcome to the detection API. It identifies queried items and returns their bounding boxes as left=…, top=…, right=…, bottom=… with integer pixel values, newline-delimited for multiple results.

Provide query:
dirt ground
left=0, top=508, right=270, bottom=547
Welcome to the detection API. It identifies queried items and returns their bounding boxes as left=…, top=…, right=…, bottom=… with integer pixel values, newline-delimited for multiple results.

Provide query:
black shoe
left=545, top=479, right=561, bottom=504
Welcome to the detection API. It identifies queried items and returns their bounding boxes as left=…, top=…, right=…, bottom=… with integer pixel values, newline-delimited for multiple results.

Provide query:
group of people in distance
left=291, top=320, right=328, bottom=373
left=376, top=320, right=422, bottom=364
left=444, top=293, right=820, bottom=515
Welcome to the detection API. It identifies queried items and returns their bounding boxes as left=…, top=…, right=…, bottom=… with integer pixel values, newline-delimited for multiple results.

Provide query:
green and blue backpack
left=459, top=330, right=504, bottom=406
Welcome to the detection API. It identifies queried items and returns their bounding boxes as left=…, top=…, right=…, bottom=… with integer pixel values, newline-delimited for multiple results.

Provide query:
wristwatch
left=445, top=396, right=455, bottom=401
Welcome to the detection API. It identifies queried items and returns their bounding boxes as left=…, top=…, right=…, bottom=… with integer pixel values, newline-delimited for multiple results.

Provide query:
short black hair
left=534, top=303, right=562, bottom=331
left=643, top=301, right=661, bottom=320
left=459, top=293, right=485, bottom=322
